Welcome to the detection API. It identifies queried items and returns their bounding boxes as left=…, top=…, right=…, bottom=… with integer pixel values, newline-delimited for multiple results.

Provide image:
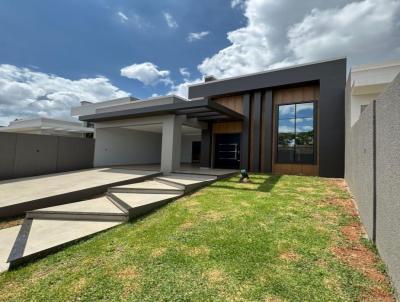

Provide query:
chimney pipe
left=204, top=75, right=217, bottom=82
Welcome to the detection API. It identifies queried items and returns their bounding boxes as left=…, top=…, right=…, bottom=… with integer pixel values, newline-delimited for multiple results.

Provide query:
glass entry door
left=214, top=134, right=241, bottom=169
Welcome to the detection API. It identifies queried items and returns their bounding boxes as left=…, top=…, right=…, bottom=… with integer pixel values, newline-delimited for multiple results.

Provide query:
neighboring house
left=73, top=58, right=346, bottom=177
left=347, top=60, right=400, bottom=127
left=0, top=117, right=94, bottom=138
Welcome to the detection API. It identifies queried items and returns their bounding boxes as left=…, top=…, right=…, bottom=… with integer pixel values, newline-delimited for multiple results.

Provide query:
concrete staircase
left=0, top=171, right=234, bottom=271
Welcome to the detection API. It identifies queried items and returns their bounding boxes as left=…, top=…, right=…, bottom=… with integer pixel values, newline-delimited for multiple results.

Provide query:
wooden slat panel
left=272, top=85, right=320, bottom=176
left=212, top=121, right=243, bottom=134
left=214, top=95, right=244, bottom=114
left=260, top=91, right=273, bottom=173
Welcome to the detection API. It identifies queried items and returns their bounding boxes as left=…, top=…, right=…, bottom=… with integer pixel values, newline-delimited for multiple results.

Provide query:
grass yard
left=0, top=174, right=395, bottom=301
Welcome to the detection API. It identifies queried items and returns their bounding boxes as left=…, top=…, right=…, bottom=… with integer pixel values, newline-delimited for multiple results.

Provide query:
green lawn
left=0, top=174, right=394, bottom=302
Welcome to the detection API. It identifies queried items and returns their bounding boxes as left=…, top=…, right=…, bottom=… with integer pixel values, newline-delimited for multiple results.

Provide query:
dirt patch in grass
left=327, top=178, right=349, bottom=191
left=150, top=247, right=167, bottom=258
left=279, top=251, right=301, bottom=262
left=117, top=266, right=139, bottom=280
left=179, top=221, right=194, bottom=230
left=186, top=246, right=210, bottom=257
left=178, top=245, right=210, bottom=257
left=341, top=223, right=362, bottom=241
left=204, top=211, right=224, bottom=222
left=362, top=286, right=395, bottom=302
left=297, top=187, right=316, bottom=193
left=0, top=217, right=24, bottom=230
left=329, top=181, right=395, bottom=301
left=331, top=246, right=385, bottom=282
left=325, top=198, right=358, bottom=217
left=203, top=269, right=225, bottom=283
left=72, top=277, right=87, bottom=293
left=117, top=266, right=141, bottom=298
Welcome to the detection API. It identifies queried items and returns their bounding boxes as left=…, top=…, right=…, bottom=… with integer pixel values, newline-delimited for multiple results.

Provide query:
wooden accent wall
left=214, top=95, right=243, bottom=114
left=212, top=121, right=243, bottom=134
left=272, top=85, right=320, bottom=176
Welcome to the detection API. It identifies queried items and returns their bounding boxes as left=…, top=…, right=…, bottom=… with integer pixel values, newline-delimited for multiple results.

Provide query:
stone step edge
left=108, top=187, right=184, bottom=195
left=25, top=211, right=128, bottom=222
left=106, top=192, right=182, bottom=219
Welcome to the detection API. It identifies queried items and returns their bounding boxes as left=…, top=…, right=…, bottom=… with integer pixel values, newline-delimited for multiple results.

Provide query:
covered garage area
left=94, top=121, right=201, bottom=170
left=76, top=96, right=243, bottom=173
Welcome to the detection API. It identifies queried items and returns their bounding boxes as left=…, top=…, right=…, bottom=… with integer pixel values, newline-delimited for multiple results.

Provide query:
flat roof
left=188, top=57, right=347, bottom=99
left=79, top=98, right=243, bottom=122
left=351, top=59, right=400, bottom=72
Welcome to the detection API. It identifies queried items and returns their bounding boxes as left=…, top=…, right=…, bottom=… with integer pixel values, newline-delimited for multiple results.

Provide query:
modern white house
left=347, top=59, right=400, bottom=126
left=72, top=58, right=347, bottom=177
left=0, top=117, right=94, bottom=138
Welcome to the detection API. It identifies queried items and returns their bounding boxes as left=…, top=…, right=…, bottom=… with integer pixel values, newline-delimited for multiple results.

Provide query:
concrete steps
left=107, top=192, right=182, bottom=219
left=154, top=173, right=217, bottom=193
left=26, top=197, right=128, bottom=222
left=108, top=180, right=184, bottom=194
left=1, top=170, right=237, bottom=271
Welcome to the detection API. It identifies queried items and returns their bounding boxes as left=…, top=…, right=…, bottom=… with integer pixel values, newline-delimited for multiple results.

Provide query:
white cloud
left=187, top=31, right=210, bottom=42
left=115, top=11, right=151, bottom=30
left=287, top=0, right=400, bottom=64
left=231, top=0, right=245, bottom=9
left=197, top=0, right=400, bottom=79
left=179, top=67, right=191, bottom=78
left=0, top=64, right=129, bottom=126
left=120, top=62, right=171, bottom=85
left=168, top=78, right=203, bottom=98
left=163, top=12, right=178, bottom=29
left=117, top=11, right=128, bottom=23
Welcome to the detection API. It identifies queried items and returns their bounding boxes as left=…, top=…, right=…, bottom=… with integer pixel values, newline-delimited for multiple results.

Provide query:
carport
left=77, top=96, right=243, bottom=173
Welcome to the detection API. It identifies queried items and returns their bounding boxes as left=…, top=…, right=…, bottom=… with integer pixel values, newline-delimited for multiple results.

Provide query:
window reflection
left=277, top=102, right=315, bottom=164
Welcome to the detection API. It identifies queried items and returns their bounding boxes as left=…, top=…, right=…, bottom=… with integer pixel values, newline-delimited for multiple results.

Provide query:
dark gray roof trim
left=79, top=98, right=243, bottom=122
left=188, top=58, right=346, bottom=99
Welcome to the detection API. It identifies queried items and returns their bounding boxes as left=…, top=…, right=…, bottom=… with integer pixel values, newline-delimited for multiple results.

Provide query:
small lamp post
left=239, top=169, right=250, bottom=183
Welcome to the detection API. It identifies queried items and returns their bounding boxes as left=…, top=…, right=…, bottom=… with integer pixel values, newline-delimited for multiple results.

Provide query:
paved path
left=0, top=168, right=160, bottom=218
left=0, top=169, right=238, bottom=271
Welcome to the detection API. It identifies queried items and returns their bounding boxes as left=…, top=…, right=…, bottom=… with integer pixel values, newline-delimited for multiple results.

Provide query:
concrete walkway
left=0, top=168, right=160, bottom=218
left=0, top=169, right=237, bottom=271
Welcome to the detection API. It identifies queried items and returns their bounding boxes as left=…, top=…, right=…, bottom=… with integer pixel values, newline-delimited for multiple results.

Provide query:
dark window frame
left=275, top=100, right=318, bottom=165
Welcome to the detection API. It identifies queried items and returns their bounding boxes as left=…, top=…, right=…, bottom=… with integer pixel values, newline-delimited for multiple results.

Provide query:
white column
left=161, top=115, right=182, bottom=173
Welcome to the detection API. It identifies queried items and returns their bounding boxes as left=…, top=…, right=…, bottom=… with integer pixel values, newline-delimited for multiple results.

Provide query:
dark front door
left=214, top=134, right=240, bottom=169
left=192, top=141, right=201, bottom=163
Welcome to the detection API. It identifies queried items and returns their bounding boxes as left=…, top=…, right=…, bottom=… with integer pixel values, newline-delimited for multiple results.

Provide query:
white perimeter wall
left=94, top=128, right=161, bottom=167
left=181, top=135, right=201, bottom=163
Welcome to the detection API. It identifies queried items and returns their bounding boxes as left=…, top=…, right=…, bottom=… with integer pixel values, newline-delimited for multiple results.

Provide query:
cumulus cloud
left=163, top=12, right=178, bottom=29
left=287, top=0, right=400, bottom=64
left=198, top=0, right=400, bottom=78
left=120, top=62, right=171, bottom=85
left=187, top=31, right=210, bottom=42
left=0, top=64, right=129, bottom=126
left=168, top=78, right=203, bottom=98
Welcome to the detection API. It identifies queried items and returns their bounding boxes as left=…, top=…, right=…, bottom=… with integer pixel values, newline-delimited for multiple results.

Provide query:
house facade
left=73, top=58, right=346, bottom=177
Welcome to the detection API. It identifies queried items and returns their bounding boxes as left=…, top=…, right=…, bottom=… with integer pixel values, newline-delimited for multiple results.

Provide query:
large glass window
left=277, top=102, right=315, bottom=164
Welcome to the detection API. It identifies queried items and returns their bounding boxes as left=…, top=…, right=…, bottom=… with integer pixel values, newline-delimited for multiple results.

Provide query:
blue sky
left=0, top=0, right=399, bottom=125
left=0, top=0, right=243, bottom=99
